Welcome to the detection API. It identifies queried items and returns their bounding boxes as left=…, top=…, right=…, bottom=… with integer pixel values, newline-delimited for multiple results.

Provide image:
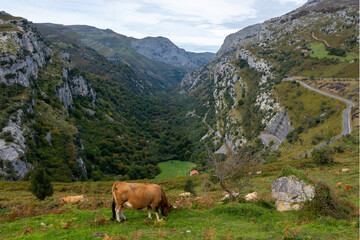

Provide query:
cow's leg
left=154, top=206, right=160, bottom=221
left=115, top=205, right=121, bottom=222
left=120, top=206, right=127, bottom=221
left=147, top=206, right=152, bottom=219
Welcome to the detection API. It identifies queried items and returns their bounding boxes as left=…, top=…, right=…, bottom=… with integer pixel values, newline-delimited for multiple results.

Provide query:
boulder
left=271, top=175, right=315, bottom=211
left=61, top=194, right=87, bottom=204
left=245, top=192, right=258, bottom=201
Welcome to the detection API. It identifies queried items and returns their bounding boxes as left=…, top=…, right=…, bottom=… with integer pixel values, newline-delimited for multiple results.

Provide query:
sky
left=1, top=0, right=307, bottom=52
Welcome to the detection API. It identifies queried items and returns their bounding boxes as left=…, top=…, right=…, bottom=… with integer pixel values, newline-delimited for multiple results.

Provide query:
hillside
left=0, top=12, right=193, bottom=181
left=179, top=0, right=359, bottom=162
left=35, top=24, right=214, bottom=93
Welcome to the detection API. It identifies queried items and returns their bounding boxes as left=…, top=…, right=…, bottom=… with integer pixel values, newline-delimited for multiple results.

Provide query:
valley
left=0, top=0, right=359, bottom=239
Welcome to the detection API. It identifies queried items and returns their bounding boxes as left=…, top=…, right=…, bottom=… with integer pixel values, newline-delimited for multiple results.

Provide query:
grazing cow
left=60, top=195, right=87, bottom=204
left=112, top=182, right=173, bottom=222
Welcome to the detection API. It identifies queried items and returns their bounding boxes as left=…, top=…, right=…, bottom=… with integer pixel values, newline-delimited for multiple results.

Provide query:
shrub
left=277, top=165, right=311, bottom=184
left=0, top=131, right=14, bottom=142
left=300, top=181, right=351, bottom=220
left=184, top=179, right=196, bottom=196
left=311, top=146, right=334, bottom=165
left=29, top=167, right=54, bottom=200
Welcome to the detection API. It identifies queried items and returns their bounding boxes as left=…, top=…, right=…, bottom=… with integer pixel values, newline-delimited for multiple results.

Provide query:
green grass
left=1, top=204, right=358, bottom=240
left=309, top=43, right=358, bottom=62
left=155, top=160, right=196, bottom=179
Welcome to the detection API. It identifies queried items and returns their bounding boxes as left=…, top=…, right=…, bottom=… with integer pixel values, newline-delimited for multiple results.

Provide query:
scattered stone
left=336, top=182, right=342, bottom=188
left=221, top=191, right=240, bottom=201
left=245, top=192, right=258, bottom=201
left=345, top=184, right=353, bottom=190
left=334, top=172, right=340, bottom=176
left=93, top=232, right=107, bottom=238
left=40, top=222, right=46, bottom=228
left=178, top=192, right=191, bottom=197
left=259, top=179, right=264, bottom=183
left=256, top=171, right=262, bottom=175
left=342, top=168, right=350, bottom=173
left=61, top=195, right=87, bottom=204
left=186, top=230, right=191, bottom=233
left=271, top=175, right=315, bottom=211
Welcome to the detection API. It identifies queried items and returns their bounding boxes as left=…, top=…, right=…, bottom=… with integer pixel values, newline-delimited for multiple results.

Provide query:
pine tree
left=29, top=167, right=54, bottom=200
left=184, top=179, right=196, bottom=196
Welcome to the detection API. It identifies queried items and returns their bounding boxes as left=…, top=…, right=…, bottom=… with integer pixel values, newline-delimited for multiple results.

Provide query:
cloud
left=0, top=0, right=307, bottom=52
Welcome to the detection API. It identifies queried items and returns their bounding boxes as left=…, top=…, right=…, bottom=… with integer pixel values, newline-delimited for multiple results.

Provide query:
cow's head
left=161, top=204, right=174, bottom=218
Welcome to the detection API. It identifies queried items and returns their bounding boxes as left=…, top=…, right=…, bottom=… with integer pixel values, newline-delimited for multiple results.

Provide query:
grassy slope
left=274, top=81, right=346, bottom=160
left=155, top=160, right=196, bottom=179
left=0, top=140, right=358, bottom=240
left=301, top=79, right=359, bottom=129
left=309, top=43, right=358, bottom=62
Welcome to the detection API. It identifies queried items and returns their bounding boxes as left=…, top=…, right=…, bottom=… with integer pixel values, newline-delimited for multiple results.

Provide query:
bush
left=29, top=167, right=54, bottom=200
left=184, top=179, right=196, bottom=196
left=300, top=181, right=351, bottom=220
left=312, top=146, right=333, bottom=165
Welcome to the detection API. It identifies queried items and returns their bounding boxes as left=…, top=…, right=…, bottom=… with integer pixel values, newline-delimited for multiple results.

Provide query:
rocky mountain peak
left=131, top=37, right=214, bottom=71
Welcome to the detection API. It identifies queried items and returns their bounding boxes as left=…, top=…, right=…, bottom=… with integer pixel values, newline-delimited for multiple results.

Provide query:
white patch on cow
left=120, top=209, right=127, bottom=220
left=148, top=208, right=152, bottom=219
left=116, top=210, right=121, bottom=222
left=155, top=212, right=160, bottom=221
left=123, top=202, right=133, bottom=209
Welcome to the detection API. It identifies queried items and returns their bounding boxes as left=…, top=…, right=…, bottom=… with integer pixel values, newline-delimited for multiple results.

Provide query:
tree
left=207, top=144, right=260, bottom=201
left=312, top=146, right=334, bottom=165
left=184, top=179, right=196, bottom=196
left=29, top=167, right=54, bottom=200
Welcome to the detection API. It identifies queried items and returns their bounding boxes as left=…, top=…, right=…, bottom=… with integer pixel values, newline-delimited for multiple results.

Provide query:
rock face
left=0, top=110, right=33, bottom=180
left=0, top=18, right=50, bottom=87
left=131, top=37, right=214, bottom=71
left=271, top=175, right=315, bottom=211
left=56, top=68, right=96, bottom=110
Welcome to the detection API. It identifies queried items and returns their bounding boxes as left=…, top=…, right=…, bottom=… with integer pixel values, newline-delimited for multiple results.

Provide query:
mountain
left=179, top=0, right=359, bottom=159
left=0, top=13, right=193, bottom=181
left=131, top=36, right=214, bottom=71
left=35, top=24, right=214, bottom=93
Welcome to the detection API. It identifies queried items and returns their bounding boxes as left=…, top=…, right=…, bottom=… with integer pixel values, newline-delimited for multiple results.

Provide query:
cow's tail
left=112, top=184, right=117, bottom=221
left=112, top=197, right=116, bottom=220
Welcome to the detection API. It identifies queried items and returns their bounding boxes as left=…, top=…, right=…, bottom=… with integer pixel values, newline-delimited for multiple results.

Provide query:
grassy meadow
left=0, top=134, right=358, bottom=240
left=155, top=160, right=196, bottom=179
left=309, top=43, right=358, bottom=62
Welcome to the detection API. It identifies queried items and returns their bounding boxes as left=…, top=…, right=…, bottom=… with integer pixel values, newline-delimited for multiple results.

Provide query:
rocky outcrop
left=272, top=175, right=315, bottom=211
left=131, top=37, right=214, bottom=71
left=0, top=110, right=32, bottom=179
left=0, top=16, right=50, bottom=87
left=56, top=68, right=96, bottom=110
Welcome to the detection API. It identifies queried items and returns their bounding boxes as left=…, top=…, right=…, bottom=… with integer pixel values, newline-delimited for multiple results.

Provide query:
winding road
left=283, top=77, right=355, bottom=157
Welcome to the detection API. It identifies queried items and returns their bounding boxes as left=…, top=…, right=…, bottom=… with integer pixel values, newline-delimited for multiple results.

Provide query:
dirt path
left=311, top=32, right=331, bottom=47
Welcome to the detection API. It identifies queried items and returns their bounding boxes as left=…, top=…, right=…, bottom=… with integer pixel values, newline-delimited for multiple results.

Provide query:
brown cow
left=112, top=182, right=173, bottom=222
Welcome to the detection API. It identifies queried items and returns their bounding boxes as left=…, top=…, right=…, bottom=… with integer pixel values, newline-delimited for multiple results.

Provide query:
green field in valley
left=155, top=160, right=196, bottom=179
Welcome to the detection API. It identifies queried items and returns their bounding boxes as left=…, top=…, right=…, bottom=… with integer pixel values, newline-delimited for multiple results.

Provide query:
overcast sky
left=1, top=0, right=307, bottom=52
